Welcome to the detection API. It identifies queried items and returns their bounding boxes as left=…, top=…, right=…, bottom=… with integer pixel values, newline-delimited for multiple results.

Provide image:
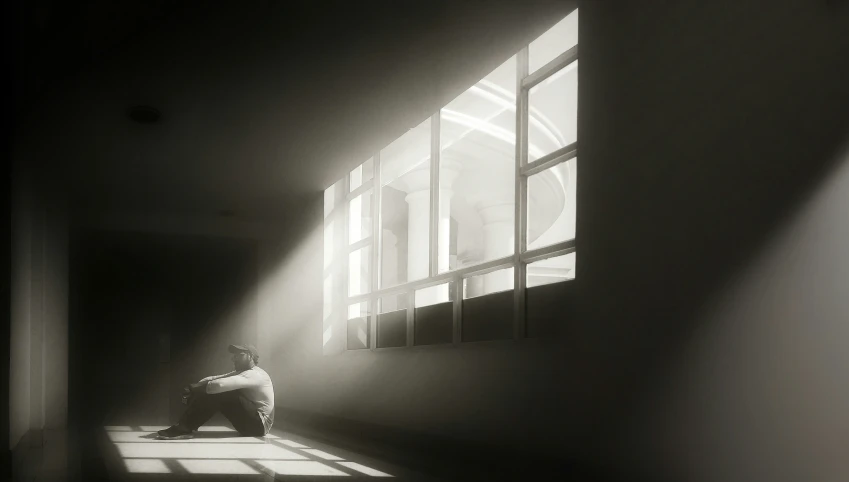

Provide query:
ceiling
left=12, top=0, right=575, bottom=221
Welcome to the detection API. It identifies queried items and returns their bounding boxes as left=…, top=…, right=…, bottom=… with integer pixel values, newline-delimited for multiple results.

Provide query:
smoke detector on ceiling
left=127, top=105, right=161, bottom=124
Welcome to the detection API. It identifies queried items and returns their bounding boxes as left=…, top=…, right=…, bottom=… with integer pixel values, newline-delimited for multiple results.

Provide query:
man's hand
left=188, top=381, right=208, bottom=394
left=181, top=381, right=208, bottom=405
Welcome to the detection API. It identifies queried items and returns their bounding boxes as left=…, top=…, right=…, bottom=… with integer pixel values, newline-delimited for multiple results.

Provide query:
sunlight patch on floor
left=124, top=459, right=171, bottom=474
left=178, top=459, right=260, bottom=475
left=114, top=442, right=306, bottom=459
left=103, top=425, right=395, bottom=477
left=279, top=439, right=310, bottom=448
left=337, top=461, right=394, bottom=477
left=196, top=425, right=238, bottom=432
left=257, top=460, right=350, bottom=476
left=303, top=449, right=344, bottom=461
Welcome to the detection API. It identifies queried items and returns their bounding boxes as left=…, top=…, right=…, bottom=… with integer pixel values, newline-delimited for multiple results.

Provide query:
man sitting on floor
left=157, top=343, right=275, bottom=440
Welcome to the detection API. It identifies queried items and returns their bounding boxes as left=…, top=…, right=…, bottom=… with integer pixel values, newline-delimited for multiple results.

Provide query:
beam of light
left=324, top=220, right=334, bottom=269
left=108, top=432, right=267, bottom=443
left=256, top=460, right=350, bottom=476
left=104, top=426, right=133, bottom=431
left=357, top=327, right=367, bottom=347
left=256, top=215, right=325, bottom=358
left=177, top=459, right=260, bottom=475
left=324, top=184, right=336, bottom=219
left=323, top=326, right=333, bottom=347
left=350, top=164, right=363, bottom=190
left=123, top=459, right=171, bottom=474
left=279, top=439, right=310, bottom=448
left=337, top=461, right=394, bottom=477
left=302, top=448, right=344, bottom=461
left=114, top=442, right=307, bottom=459
left=324, top=274, right=334, bottom=322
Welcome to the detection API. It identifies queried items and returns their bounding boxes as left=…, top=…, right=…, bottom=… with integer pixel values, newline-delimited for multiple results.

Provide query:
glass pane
left=529, top=9, right=578, bottom=74
left=415, top=282, right=454, bottom=308
left=527, top=159, right=576, bottom=250
left=379, top=293, right=409, bottom=314
left=527, top=252, right=576, bottom=288
left=348, top=190, right=372, bottom=245
left=379, top=118, right=431, bottom=288
left=349, top=157, right=374, bottom=192
left=528, top=61, right=578, bottom=162
left=348, top=300, right=370, bottom=320
left=440, top=56, right=516, bottom=273
left=347, top=246, right=371, bottom=296
left=463, top=267, right=514, bottom=299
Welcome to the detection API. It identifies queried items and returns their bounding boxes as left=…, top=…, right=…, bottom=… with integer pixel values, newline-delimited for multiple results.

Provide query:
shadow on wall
left=570, top=0, right=849, bottom=479
left=624, top=139, right=849, bottom=482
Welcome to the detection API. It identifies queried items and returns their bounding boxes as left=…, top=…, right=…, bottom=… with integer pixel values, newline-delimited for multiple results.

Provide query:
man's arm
left=206, top=372, right=263, bottom=394
left=187, top=380, right=209, bottom=394
left=198, top=371, right=237, bottom=383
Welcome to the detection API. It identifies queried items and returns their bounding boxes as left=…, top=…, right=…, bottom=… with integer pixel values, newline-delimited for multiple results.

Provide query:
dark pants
left=178, top=390, right=264, bottom=436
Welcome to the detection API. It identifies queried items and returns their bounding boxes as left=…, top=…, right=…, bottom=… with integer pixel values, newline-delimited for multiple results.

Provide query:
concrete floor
left=93, top=422, right=441, bottom=482
left=12, top=418, right=445, bottom=482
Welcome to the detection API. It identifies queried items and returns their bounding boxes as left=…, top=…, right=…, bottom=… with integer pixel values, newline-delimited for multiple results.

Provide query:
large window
left=324, top=9, right=578, bottom=351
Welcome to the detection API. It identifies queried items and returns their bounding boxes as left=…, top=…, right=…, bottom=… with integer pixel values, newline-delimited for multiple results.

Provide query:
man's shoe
left=156, top=425, right=194, bottom=440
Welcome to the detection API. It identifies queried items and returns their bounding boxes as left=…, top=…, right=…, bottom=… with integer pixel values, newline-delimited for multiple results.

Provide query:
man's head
left=228, top=344, right=259, bottom=370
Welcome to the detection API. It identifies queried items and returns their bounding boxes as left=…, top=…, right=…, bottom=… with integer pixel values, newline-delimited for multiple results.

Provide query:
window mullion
left=452, top=274, right=462, bottom=344
left=341, top=175, right=351, bottom=351
left=514, top=46, right=530, bottom=341
left=429, top=112, right=441, bottom=278
left=406, top=289, right=415, bottom=347
left=370, top=151, right=381, bottom=350
left=521, top=239, right=576, bottom=264
left=522, top=142, right=577, bottom=177
left=522, top=45, right=578, bottom=91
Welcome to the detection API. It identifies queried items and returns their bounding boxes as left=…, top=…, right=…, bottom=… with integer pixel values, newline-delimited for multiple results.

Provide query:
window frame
left=335, top=10, right=578, bottom=352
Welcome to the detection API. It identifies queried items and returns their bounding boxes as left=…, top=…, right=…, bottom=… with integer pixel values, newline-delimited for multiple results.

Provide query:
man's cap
left=228, top=344, right=259, bottom=361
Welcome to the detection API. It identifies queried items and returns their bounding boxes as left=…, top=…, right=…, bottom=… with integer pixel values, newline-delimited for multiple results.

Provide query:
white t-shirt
left=206, top=366, right=275, bottom=434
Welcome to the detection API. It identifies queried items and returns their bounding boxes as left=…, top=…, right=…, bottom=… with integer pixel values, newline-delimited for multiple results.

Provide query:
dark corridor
left=68, top=229, right=258, bottom=479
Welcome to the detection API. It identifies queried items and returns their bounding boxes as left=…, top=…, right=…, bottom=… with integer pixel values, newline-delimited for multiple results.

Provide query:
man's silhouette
left=157, top=344, right=275, bottom=440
